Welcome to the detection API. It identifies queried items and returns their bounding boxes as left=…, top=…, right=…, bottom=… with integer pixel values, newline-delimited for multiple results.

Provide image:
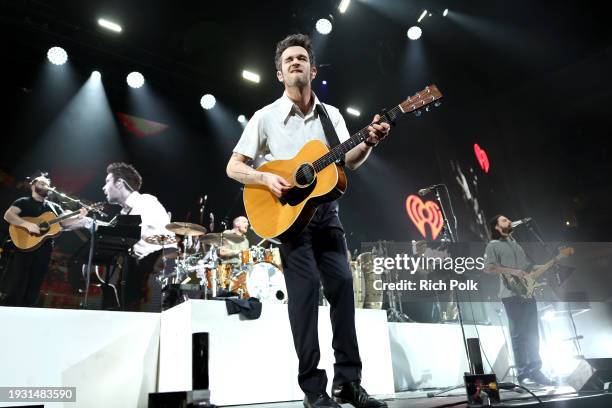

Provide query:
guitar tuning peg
left=413, top=110, right=422, bottom=117
left=434, top=101, right=442, bottom=107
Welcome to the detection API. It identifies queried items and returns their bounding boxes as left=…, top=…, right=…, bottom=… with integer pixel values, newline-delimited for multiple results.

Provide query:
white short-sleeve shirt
left=233, top=92, right=351, bottom=162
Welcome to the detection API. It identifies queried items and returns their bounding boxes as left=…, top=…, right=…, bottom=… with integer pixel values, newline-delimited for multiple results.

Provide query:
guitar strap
left=315, top=104, right=345, bottom=167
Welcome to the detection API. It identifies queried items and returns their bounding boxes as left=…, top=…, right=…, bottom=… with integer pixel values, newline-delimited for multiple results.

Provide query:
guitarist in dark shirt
left=484, top=215, right=554, bottom=388
left=1, top=175, right=85, bottom=307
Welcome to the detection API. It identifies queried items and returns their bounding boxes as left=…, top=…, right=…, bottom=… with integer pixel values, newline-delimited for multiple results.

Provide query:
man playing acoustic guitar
left=1, top=174, right=86, bottom=307
left=227, top=34, right=389, bottom=408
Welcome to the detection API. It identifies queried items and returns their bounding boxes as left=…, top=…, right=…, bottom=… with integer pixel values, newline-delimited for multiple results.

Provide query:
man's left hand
left=366, top=114, right=390, bottom=146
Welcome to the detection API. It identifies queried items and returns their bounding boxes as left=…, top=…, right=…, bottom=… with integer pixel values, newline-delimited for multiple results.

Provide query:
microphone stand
left=523, top=221, right=584, bottom=361
left=47, top=187, right=107, bottom=309
left=83, top=212, right=97, bottom=309
left=432, top=185, right=472, bottom=372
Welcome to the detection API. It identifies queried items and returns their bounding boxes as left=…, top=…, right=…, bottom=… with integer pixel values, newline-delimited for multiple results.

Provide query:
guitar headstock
left=399, top=85, right=443, bottom=114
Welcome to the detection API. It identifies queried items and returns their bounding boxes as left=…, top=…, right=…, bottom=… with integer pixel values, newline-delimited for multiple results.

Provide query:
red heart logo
left=405, top=195, right=444, bottom=240
left=474, top=143, right=490, bottom=173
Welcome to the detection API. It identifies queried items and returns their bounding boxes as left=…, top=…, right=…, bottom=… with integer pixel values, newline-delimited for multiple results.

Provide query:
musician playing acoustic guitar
left=227, top=34, right=389, bottom=408
left=1, top=174, right=86, bottom=307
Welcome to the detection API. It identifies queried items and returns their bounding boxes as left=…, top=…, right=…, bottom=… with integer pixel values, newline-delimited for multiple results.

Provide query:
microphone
left=510, top=217, right=532, bottom=228
left=418, top=183, right=444, bottom=196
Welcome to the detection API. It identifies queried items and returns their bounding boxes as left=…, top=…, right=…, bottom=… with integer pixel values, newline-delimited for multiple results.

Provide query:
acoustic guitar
left=9, top=203, right=103, bottom=251
left=244, top=85, right=443, bottom=242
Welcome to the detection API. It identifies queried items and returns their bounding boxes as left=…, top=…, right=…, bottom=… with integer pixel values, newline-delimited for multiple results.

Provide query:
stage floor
left=222, top=386, right=612, bottom=407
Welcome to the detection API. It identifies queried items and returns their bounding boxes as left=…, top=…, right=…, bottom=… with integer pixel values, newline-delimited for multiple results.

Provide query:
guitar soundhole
left=294, top=163, right=316, bottom=187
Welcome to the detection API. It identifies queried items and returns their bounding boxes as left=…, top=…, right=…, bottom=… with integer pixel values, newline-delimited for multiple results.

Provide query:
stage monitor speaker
left=467, top=337, right=484, bottom=375
left=193, top=332, right=209, bottom=390
left=566, top=358, right=612, bottom=392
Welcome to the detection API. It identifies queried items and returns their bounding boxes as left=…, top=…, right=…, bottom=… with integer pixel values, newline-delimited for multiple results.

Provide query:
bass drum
left=245, top=262, right=288, bottom=304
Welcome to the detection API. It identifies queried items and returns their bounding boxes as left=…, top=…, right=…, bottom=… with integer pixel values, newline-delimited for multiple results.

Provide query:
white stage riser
left=158, top=300, right=395, bottom=406
left=0, top=307, right=159, bottom=408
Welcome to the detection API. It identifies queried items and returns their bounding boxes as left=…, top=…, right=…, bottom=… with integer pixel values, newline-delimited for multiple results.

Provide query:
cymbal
left=166, top=222, right=207, bottom=236
left=199, top=232, right=246, bottom=245
left=144, top=234, right=178, bottom=246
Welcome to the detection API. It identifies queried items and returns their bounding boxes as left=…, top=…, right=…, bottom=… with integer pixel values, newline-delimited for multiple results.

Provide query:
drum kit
left=145, top=221, right=287, bottom=304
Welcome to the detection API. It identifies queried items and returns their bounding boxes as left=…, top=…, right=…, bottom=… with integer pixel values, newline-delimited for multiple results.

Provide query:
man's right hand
left=23, top=222, right=40, bottom=235
left=262, top=173, right=292, bottom=198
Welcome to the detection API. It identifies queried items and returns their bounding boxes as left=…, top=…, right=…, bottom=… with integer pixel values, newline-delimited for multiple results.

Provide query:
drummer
left=218, top=216, right=250, bottom=266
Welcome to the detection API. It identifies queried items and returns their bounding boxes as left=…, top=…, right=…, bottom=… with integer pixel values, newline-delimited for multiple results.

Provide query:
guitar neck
left=44, top=210, right=82, bottom=226
left=530, top=257, right=558, bottom=281
left=313, top=104, right=403, bottom=172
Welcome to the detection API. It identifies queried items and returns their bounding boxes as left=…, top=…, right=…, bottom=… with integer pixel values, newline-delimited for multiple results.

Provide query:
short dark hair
left=106, top=162, right=143, bottom=192
left=489, top=214, right=504, bottom=240
left=274, top=34, right=315, bottom=71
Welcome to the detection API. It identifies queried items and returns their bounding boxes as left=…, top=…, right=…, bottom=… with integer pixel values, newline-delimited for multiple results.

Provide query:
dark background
left=1, top=0, right=611, bottom=250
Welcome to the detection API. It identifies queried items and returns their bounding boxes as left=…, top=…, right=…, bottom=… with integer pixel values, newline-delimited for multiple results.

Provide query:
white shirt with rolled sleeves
left=122, top=191, right=175, bottom=259
left=233, top=92, right=351, bottom=161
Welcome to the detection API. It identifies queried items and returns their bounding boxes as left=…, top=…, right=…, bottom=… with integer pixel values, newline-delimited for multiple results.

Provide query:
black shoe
left=304, top=392, right=342, bottom=408
left=530, top=370, right=555, bottom=386
left=519, top=377, right=543, bottom=389
left=332, top=381, right=388, bottom=408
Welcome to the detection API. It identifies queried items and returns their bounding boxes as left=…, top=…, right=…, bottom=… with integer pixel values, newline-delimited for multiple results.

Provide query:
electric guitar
left=503, top=247, right=575, bottom=298
left=9, top=203, right=104, bottom=251
left=244, top=85, right=443, bottom=242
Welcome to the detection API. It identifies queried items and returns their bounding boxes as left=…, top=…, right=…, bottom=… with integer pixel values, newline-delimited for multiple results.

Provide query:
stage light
left=47, top=47, right=67, bottom=65
left=339, top=0, right=351, bottom=13
left=443, top=9, right=449, bottom=17
left=200, top=94, right=216, bottom=110
left=237, top=115, right=246, bottom=123
left=316, top=18, right=332, bottom=35
left=407, top=26, right=422, bottom=40
left=98, top=18, right=122, bottom=33
left=322, top=80, right=327, bottom=85
left=242, top=70, right=260, bottom=83
left=126, top=72, right=145, bottom=88
left=346, top=107, right=360, bottom=117
left=418, top=10, right=428, bottom=23
left=91, top=71, right=101, bottom=80
left=565, top=220, right=571, bottom=226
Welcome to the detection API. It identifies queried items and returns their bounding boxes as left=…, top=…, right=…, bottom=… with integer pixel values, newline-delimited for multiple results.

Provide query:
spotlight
left=407, top=26, right=422, bottom=40
left=98, top=18, right=122, bottom=33
left=346, top=107, right=360, bottom=117
left=91, top=71, right=101, bottom=80
left=316, top=18, right=332, bottom=35
left=126, top=72, right=145, bottom=88
left=418, top=10, right=427, bottom=23
left=237, top=115, right=247, bottom=123
left=443, top=8, right=449, bottom=17
left=338, top=0, right=351, bottom=13
left=322, top=80, right=327, bottom=85
left=47, top=46, right=68, bottom=65
left=242, top=70, right=260, bottom=83
left=200, top=94, right=216, bottom=110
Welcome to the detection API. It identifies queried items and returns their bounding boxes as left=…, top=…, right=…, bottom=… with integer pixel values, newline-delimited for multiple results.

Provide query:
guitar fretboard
left=312, top=105, right=403, bottom=171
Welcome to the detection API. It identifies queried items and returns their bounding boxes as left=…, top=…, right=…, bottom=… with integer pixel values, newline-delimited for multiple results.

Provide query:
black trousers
left=502, top=296, right=542, bottom=380
left=279, top=202, right=361, bottom=394
left=0, top=243, right=53, bottom=307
